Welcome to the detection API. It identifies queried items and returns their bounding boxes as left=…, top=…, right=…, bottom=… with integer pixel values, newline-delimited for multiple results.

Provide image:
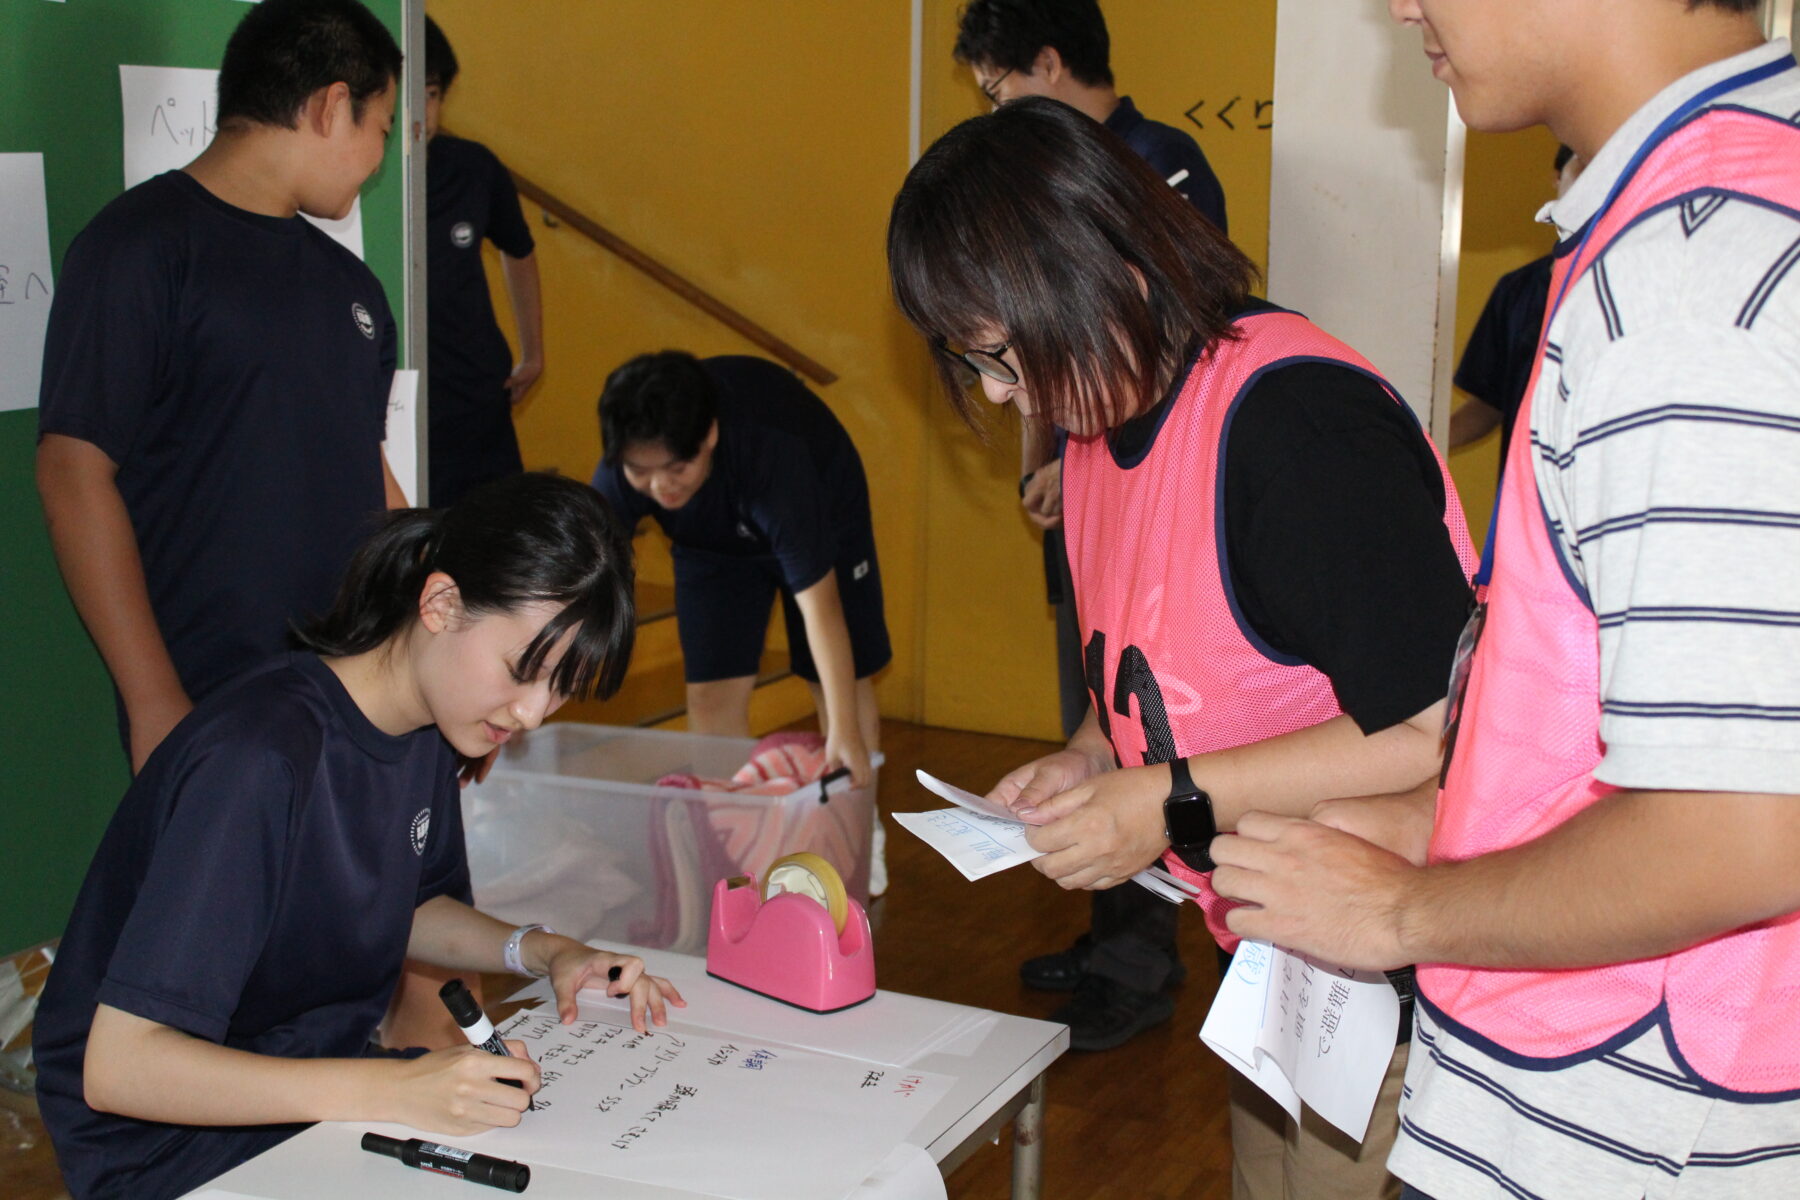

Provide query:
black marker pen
left=362, top=1132, right=530, bottom=1192
left=439, top=979, right=533, bottom=1110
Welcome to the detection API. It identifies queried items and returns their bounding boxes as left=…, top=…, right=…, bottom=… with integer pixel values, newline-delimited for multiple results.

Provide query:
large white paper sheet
left=384, top=368, right=420, bottom=505
left=1199, top=939, right=1399, bottom=1141
left=0, top=153, right=55, bottom=413
left=363, top=1010, right=955, bottom=1200
left=119, top=65, right=365, bottom=259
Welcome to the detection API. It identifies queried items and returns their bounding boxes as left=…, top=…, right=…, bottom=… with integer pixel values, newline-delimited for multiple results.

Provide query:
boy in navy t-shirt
left=591, top=353, right=890, bottom=790
left=35, top=0, right=406, bottom=773
left=422, top=17, right=544, bottom=506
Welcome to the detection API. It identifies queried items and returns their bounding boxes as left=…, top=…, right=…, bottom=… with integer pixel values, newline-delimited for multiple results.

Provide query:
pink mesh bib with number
left=1062, top=309, right=1473, bottom=952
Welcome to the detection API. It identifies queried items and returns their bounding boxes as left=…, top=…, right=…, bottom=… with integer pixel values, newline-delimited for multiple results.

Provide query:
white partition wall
left=1266, top=1, right=1464, bottom=440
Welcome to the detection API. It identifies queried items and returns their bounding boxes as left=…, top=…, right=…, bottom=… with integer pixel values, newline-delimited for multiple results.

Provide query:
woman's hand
left=546, top=947, right=687, bottom=1033
left=1020, top=763, right=1170, bottom=889
left=379, top=1044, right=538, bottom=1135
left=987, top=745, right=1112, bottom=821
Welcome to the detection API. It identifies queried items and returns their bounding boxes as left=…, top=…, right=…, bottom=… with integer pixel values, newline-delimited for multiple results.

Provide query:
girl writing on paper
left=34, top=472, right=685, bottom=1200
left=887, top=96, right=1472, bottom=1199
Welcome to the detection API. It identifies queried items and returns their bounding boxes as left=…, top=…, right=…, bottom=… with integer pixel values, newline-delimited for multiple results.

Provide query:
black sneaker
left=1019, top=935, right=1093, bottom=991
left=1053, top=974, right=1176, bottom=1052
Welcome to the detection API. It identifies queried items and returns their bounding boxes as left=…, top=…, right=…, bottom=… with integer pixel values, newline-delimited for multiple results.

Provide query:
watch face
left=1164, top=792, right=1217, bottom=846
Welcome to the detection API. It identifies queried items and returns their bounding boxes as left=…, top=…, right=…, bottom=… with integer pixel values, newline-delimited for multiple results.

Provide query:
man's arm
left=1448, top=393, right=1502, bottom=448
left=1213, top=788, right=1800, bottom=972
left=791, top=569, right=872, bottom=787
left=381, top=447, right=409, bottom=509
left=499, top=250, right=544, bottom=406
left=36, top=434, right=190, bottom=772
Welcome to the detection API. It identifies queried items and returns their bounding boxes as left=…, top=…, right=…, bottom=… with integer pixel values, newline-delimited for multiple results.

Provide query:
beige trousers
left=1229, top=1039, right=1408, bottom=1200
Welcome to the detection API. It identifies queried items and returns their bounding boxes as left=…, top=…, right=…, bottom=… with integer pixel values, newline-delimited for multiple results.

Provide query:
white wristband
left=503, top=924, right=554, bottom=977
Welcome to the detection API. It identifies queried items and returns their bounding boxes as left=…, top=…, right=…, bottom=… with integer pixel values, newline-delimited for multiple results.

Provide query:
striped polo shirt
left=1389, top=38, right=1800, bottom=1200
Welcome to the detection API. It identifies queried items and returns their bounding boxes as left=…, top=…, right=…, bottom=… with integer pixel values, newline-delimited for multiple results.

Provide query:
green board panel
left=0, top=0, right=410, bottom=951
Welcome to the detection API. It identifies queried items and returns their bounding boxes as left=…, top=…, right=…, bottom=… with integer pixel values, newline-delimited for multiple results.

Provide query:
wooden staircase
left=551, top=529, right=818, bottom=733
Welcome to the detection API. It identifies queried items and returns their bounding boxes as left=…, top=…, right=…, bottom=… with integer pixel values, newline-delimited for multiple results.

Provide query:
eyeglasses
left=980, top=68, right=1013, bottom=108
left=939, top=340, right=1018, bottom=386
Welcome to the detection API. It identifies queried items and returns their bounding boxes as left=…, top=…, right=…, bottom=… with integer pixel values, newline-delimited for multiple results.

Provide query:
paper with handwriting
left=1199, top=939, right=1399, bottom=1141
left=0, top=153, right=54, bottom=412
left=362, top=1010, right=953, bottom=1200
left=119, top=65, right=365, bottom=258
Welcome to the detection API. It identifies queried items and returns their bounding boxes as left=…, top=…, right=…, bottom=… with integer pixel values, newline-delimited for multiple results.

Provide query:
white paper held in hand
left=1199, top=939, right=1400, bottom=1142
left=892, top=770, right=1044, bottom=880
left=901, top=771, right=1204, bottom=902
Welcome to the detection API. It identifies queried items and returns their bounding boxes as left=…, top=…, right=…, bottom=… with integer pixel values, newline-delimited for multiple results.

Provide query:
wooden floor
left=871, top=721, right=1236, bottom=1200
left=0, top=719, right=1237, bottom=1200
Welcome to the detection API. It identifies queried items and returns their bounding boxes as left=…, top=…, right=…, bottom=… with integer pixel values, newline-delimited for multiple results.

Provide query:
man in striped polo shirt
left=1210, top=1, right=1800, bottom=1197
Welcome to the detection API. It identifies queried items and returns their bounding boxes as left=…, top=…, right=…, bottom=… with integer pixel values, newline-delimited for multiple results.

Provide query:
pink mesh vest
left=1422, top=108, right=1800, bottom=1094
left=1062, top=310, right=1474, bottom=952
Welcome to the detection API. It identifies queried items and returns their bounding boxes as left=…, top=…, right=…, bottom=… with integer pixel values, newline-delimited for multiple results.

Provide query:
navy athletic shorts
left=671, top=525, right=891, bottom=685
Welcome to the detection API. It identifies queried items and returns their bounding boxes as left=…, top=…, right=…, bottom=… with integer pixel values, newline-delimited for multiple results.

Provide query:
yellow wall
left=1447, top=126, right=1564, bottom=544
left=428, top=0, right=928, bottom=724
left=429, top=2, right=1277, bottom=742
left=915, top=0, right=1277, bottom=739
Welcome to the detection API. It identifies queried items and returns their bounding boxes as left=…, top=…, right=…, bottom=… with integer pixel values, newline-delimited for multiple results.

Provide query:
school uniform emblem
left=409, top=808, right=431, bottom=856
left=451, top=221, right=475, bottom=248
left=352, top=302, right=376, bottom=340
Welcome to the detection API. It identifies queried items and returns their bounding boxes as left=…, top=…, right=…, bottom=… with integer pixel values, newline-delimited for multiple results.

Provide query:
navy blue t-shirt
left=591, top=356, right=870, bottom=593
left=1454, top=253, right=1553, bottom=461
left=1105, top=95, right=1228, bottom=234
left=34, top=652, right=467, bottom=1200
left=426, top=134, right=533, bottom=409
left=37, top=171, right=396, bottom=710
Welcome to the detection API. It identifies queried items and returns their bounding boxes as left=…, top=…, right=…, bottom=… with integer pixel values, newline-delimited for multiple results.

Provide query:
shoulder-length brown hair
left=887, top=96, right=1256, bottom=432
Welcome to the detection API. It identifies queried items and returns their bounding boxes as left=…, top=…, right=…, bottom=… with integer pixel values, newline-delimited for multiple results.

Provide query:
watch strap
left=503, top=924, right=554, bottom=977
left=1168, top=754, right=1199, bottom=798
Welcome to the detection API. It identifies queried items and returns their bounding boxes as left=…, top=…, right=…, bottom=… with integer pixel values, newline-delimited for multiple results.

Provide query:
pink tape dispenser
left=706, top=852, right=876, bottom=1012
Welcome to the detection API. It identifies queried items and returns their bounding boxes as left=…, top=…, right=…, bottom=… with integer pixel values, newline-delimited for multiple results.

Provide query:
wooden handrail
left=507, top=168, right=839, bottom=386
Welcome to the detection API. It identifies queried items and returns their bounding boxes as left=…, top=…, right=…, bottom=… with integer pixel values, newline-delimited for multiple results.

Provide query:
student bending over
left=33, top=473, right=684, bottom=1200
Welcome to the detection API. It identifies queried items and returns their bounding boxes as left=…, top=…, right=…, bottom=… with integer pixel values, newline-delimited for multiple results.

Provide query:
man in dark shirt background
left=423, top=16, right=545, bottom=506
left=35, top=0, right=403, bottom=773
left=1450, top=145, right=1584, bottom=470
left=951, top=0, right=1232, bottom=1051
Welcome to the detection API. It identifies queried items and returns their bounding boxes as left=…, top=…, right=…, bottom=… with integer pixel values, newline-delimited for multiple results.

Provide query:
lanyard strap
left=1471, top=54, right=1795, bottom=590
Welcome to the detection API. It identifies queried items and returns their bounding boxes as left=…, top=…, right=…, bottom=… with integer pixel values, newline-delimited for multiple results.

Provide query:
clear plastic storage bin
left=461, top=724, right=876, bottom=956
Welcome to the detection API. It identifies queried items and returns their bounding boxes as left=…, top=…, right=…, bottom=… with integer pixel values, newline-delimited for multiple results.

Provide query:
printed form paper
left=893, top=770, right=1044, bottom=881
left=0, top=153, right=55, bottom=413
left=1199, top=939, right=1399, bottom=1141
left=362, top=1010, right=954, bottom=1200
left=899, top=771, right=1199, bottom=903
left=119, top=66, right=365, bottom=259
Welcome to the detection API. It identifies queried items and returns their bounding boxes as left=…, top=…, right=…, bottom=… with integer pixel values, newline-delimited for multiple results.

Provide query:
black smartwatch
left=1162, top=756, right=1218, bottom=872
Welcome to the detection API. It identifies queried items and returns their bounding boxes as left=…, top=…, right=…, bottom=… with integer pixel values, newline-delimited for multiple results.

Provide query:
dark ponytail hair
left=295, top=473, right=636, bottom=701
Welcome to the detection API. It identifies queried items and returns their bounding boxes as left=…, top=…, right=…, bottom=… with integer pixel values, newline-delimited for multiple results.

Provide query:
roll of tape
left=762, top=851, right=850, bottom=935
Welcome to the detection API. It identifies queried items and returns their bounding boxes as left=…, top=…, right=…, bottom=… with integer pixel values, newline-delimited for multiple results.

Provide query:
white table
left=190, top=947, right=1067, bottom=1200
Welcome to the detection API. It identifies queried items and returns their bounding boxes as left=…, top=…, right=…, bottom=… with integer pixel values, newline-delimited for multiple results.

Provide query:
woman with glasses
left=888, top=95, right=1474, bottom=1200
